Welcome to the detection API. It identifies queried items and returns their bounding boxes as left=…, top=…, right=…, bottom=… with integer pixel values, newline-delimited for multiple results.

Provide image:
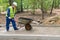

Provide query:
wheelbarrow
left=18, top=17, right=33, bottom=31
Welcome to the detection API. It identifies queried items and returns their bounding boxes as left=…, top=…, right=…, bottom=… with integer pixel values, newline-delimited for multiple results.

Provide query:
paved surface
left=0, top=27, right=60, bottom=40
left=0, top=27, right=60, bottom=35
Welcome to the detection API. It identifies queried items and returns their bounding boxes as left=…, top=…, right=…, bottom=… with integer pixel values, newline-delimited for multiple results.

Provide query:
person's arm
left=7, top=8, right=10, bottom=17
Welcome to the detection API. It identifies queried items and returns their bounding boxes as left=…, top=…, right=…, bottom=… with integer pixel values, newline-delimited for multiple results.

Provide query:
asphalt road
left=0, top=27, right=60, bottom=40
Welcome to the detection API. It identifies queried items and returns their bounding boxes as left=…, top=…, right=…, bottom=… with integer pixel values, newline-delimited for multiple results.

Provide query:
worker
left=6, top=2, right=18, bottom=31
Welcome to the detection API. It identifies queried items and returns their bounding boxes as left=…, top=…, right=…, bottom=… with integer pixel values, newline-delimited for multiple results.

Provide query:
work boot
left=14, top=28, right=19, bottom=30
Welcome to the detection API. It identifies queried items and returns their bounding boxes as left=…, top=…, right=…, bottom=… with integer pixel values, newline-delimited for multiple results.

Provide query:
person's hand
left=14, top=17, right=18, bottom=22
left=8, top=17, right=11, bottom=19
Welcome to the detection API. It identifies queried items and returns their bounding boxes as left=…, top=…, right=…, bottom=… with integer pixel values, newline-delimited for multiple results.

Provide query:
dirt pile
left=43, top=15, right=60, bottom=24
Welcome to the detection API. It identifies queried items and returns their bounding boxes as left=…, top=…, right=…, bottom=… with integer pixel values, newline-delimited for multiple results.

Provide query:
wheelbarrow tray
left=18, top=17, right=33, bottom=24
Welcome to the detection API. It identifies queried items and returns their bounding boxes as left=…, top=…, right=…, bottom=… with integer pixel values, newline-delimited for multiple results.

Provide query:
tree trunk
left=9, top=0, right=14, bottom=6
left=54, top=0, right=56, bottom=8
left=20, top=0, right=23, bottom=12
left=50, top=0, right=54, bottom=15
left=41, top=0, right=44, bottom=19
left=27, top=0, right=29, bottom=12
left=58, top=0, right=59, bottom=8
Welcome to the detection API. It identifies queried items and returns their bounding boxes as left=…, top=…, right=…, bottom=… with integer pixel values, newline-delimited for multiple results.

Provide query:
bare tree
left=57, top=0, right=60, bottom=8
left=50, top=0, right=54, bottom=15
left=9, top=0, right=14, bottom=6
left=20, top=0, right=23, bottom=12
left=41, top=0, right=45, bottom=19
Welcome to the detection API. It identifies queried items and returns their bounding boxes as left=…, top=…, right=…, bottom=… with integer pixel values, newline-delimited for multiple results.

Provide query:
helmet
left=13, top=2, right=17, bottom=6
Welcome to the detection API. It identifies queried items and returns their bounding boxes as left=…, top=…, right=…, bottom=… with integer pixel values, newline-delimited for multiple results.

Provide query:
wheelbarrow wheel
left=25, top=24, right=32, bottom=31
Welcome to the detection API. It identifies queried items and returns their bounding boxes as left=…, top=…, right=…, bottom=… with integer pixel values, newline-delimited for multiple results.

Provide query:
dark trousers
left=6, top=17, right=18, bottom=31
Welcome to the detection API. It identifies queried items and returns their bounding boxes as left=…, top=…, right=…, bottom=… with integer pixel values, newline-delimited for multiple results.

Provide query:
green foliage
left=0, top=0, right=60, bottom=11
left=0, top=0, right=8, bottom=11
left=54, top=0, right=60, bottom=8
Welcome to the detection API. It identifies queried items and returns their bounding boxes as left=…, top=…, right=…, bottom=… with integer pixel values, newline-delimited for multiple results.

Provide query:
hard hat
left=13, top=2, right=17, bottom=6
